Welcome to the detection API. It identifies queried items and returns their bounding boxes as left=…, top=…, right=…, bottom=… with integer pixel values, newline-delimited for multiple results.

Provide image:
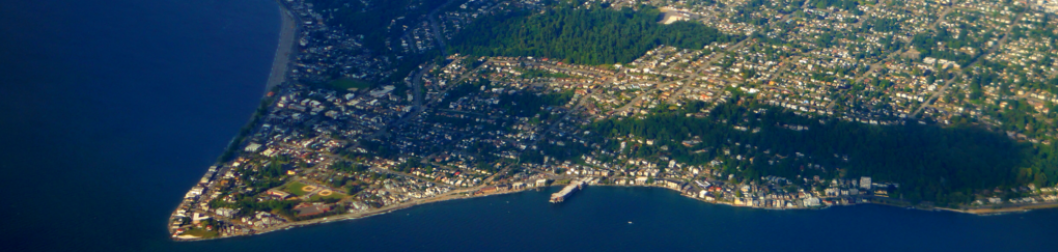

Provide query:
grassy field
left=309, top=191, right=347, bottom=202
left=283, top=181, right=311, bottom=196
left=327, top=78, right=372, bottom=90
left=183, top=228, right=219, bottom=239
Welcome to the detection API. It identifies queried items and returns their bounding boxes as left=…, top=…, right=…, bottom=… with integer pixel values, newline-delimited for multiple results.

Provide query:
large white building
left=860, top=176, right=872, bottom=190
left=803, top=197, right=821, bottom=207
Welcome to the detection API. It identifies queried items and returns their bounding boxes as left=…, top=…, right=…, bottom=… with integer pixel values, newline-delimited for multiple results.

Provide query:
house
left=244, top=142, right=262, bottom=152
left=803, top=197, right=821, bottom=207
left=635, top=176, right=649, bottom=185
left=824, top=188, right=839, bottom=197
left=661, top=180, right=682, bottom=189
left=199, top=171, right=215, bottom=184
left=184, top=186, right=205, bottom=199
left=860, top=176, right=871, bottom=190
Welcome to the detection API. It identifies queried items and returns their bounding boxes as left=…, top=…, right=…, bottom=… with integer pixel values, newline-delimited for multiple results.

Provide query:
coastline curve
left=263, top=0, right=298, bottom=95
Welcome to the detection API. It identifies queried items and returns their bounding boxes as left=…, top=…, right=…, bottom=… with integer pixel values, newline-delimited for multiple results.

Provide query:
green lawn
left=283, top=181, right=311, bottom=196
left=327, top=78, right=372, bottom=90
left=183, top=228, right=219, bottom=239
left=309, top=191, right=347, bottom=202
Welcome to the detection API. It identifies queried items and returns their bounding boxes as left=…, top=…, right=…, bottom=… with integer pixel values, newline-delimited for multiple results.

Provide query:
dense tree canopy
left=450, top=5, right=740, bottom=65
left=583, top=97, right=1056, bottom=206
left=306, top=0, right=449, bottom=52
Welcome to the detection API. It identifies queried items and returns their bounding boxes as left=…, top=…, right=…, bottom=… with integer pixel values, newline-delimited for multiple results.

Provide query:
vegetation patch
left=182, top=228, right=219, bottom=239
left=450, top=4, right=740, bottom=65
left=498, top=90, right=575, bottom=118
left=309, top=190, right=346, bottom=203
left=304, top=0, right=449, bottom=52
left=583, top=98, right=1044, bottom=206
left=283, top=181, right=311, bottom=196
left=327, top=78, right=373, bottom=90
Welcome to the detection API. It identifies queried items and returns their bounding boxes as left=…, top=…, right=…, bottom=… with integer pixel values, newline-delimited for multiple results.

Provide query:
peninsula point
left=171, top=0, right=1058, bottom=240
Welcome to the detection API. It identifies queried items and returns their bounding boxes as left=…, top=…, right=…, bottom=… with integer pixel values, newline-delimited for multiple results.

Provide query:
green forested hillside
left=449, top=5, right=740, bottom=65
left=584, top=97, right=1057, bottom=206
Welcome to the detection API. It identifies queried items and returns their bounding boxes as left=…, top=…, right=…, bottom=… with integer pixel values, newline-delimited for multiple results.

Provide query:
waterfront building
left=860, top=177, right=872, bottom=190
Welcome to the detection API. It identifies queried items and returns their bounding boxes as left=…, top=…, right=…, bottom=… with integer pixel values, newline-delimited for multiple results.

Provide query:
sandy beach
left=937, top=202, right=1058, bottom=215
left=264, top=1, right=298, bottom=94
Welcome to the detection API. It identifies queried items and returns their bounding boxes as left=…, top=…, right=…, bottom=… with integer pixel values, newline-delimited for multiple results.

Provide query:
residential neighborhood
left=172, top=0, right=1058, bottom=240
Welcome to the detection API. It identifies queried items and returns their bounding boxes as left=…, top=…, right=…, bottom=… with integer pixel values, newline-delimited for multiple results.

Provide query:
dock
left=550, top=177, right=592, bottom=203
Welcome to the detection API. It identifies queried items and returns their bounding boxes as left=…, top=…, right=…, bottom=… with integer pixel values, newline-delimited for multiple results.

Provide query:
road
left=371, top=0, right=465, bottom=135
left=426, top=0, right=455, bottom=56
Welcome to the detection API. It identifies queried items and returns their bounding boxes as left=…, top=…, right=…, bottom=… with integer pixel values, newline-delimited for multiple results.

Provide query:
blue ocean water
left=0, top=0, right=275, bottom=250
left=0, top=0, right=1056, bottom=251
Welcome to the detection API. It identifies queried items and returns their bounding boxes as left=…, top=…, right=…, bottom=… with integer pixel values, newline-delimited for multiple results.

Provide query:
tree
left=449, top=5, right=740, bottom=65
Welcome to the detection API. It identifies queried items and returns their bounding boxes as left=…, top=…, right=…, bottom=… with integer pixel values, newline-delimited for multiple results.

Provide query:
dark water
left=0, top=0, right=275, bottom=251
left=1, top=0, right=1056, bottom=251
left=161, top=187, right=1058, bottom=252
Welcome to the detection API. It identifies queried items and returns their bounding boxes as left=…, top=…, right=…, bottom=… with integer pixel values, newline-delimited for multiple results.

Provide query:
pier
left=550, top=177, right=592, bottom=203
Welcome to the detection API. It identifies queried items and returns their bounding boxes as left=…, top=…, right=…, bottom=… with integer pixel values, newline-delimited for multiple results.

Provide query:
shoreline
left=936, top=202, right=1058, bottom=215
left=175, top=183, right=1058, bottom=242
left=263, top=0, right=298, bottom=95
left=170, top=1, right=299, bottom=241
left=172, top=1, right=1058, bottom=243
left=176, top=187, right=525, bottom=242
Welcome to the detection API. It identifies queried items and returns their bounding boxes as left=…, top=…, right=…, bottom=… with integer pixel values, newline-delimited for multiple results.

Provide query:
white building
left=804, top=197, right=821, bottom=207
left=860, top=176, right=872, bottom=190
left=536, top=179, right=550, bottom=187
